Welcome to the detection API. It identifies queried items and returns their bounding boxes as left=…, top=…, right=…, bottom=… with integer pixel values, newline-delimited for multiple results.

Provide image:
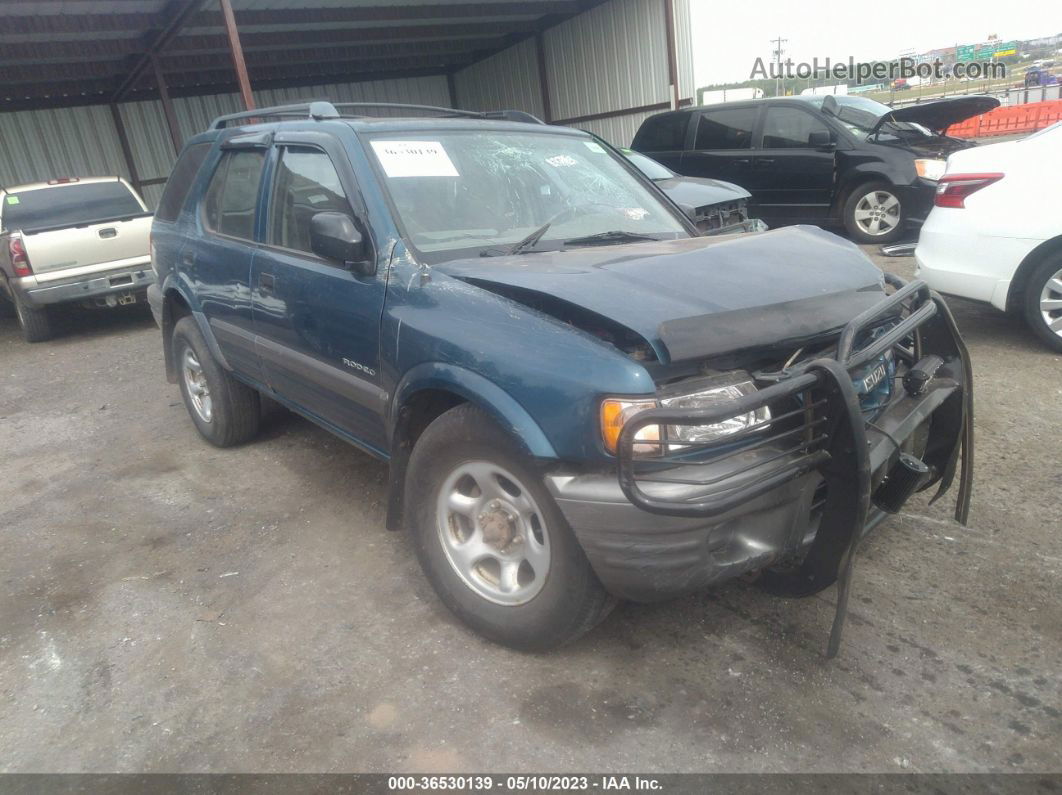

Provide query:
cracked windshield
left=366, top=131, right=686, bottom=259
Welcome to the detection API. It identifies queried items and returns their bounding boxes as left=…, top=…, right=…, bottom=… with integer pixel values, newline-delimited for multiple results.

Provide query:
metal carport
left=0, top=0, right=694, bottom=207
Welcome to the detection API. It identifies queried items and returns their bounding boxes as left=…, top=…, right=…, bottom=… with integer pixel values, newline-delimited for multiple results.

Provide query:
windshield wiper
left=562, top=230, right=658, bottom=247
left=480, top=221, right=553, bottom=258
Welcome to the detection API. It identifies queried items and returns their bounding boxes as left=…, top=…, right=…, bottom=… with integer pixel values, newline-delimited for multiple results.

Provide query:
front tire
left=12, top=292, right=53, bottom=342
left=172, top=316, right=260, bottom=446
left=843, top=182, right=906, bottom=244
left=406, top=404, right=615, bottom=650
left=1024, top=256, right=1062, bottom=352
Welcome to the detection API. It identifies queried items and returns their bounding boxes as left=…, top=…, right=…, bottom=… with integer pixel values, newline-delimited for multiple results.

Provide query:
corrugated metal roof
left=0, top=0, right=601, bottom=112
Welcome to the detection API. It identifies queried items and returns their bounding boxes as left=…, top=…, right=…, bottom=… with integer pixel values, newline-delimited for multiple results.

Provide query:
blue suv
left=149, top=102, right=973, bottom=653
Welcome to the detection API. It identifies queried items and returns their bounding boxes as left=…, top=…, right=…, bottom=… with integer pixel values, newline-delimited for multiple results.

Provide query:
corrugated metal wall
left=1, top=74, right=449, bottom=208
left=451, top=0, right=694, bottom=146
left=453, top=38, right=545, bottom=119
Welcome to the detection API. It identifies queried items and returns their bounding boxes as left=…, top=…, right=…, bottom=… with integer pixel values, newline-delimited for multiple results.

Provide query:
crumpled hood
left=653, top=175, right=751, bottom=209
left=436, top=225, right=885, bottom=363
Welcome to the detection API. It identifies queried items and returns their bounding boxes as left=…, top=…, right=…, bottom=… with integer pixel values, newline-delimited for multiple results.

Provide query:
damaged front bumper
left=549, top=278, right=973, bottom=655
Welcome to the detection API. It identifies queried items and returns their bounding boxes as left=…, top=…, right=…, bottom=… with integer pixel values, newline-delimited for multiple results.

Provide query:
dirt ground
left=0, top=246, right=1059, bottom=773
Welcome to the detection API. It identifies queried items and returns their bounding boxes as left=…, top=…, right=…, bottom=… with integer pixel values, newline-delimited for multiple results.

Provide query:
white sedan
left=915, top=122, right=1062, bottom=351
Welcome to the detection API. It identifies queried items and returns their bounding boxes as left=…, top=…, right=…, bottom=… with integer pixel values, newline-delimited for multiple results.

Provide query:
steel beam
left=663, top=0, right=680, bottom=109
left=112, top=0, right=204, bottom=102
left=109, top=103, right=142, bottom=194
left=218, top=0, right=255, bottom=111
left=152, top=54, right=184, bottom=155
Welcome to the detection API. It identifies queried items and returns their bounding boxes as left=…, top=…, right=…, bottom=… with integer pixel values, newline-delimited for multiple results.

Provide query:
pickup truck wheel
left=406, top=404, right=615, bottom=650
left=12, top=292, right=53, bottom=342
left=843, top=183, right=905, bottom=244
left=1024, top=257, right=1062, bottom=352
left=173, top=316, right=260, bottom=446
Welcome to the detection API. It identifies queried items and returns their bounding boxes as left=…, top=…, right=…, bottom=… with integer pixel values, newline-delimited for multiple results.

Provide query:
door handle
left=755, top=158, right=775, bottom=167
left=734, top=158, right=751, bottom=166
left=259, top=272, right=275, bottom=295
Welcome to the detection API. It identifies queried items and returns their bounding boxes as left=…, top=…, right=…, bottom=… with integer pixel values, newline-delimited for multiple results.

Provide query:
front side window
left=761, top=107, right=830, bottom=148
left=203, top=149, right=265, bottom=240
left=269, top=147, right=354, bottom=255
left=365, top=131, right=687, bottom=262
left=694, top=108, right=758, bottom=150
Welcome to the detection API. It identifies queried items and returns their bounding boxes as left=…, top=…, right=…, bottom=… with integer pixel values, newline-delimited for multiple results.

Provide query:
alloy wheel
left=853, top=190, right=901, bottom=237
left=182, top=347, right=213, bottom=423
left=1039, top=267, right=1062, bottom=339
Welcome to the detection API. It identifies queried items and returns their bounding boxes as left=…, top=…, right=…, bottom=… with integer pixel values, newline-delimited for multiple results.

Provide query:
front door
left=745, top=105, right=837, bottom=223
left=251, top=135, right=388, bottom=453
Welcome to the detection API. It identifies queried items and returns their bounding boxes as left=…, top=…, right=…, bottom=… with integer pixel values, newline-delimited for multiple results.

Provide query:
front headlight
left=915, top=158, right=947, bottom=181
left=600, top=379, right=770, bottom=457
left=660, top=381, right=770, bottom=445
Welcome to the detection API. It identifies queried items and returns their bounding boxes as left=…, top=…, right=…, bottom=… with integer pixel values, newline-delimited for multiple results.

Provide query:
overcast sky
left=691, top=0, right=1062, bottom=86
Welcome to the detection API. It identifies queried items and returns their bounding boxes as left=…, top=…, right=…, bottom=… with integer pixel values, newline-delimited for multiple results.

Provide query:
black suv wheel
left=406, top=403, right=615, bottom=650
left=173, top=316, right=261, bottom=446
left=843, top=182, right=906, bottom=244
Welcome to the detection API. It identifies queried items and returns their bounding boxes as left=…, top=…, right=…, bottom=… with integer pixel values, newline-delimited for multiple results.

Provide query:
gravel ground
left=0, top=245, right=1059, bottom=773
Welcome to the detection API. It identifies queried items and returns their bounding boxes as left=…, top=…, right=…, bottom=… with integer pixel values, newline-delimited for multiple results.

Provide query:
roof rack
left=209, top=101, right=544, bottom=130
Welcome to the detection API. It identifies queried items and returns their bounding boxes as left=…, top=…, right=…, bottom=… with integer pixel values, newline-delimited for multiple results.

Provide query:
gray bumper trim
left=20, top=267, right=155, bottom=307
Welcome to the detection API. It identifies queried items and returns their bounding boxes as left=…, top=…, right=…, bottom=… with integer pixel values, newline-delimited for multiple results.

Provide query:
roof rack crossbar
left=208, top=101, right=545, bottom=130
left=210, top=101, right=340, bottom=129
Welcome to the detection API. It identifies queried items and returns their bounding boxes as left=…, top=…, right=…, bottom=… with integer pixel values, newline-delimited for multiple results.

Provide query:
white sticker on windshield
left=5, top=195, right=19, bottom=205
left=622, top=208, right=649, bottom=221
left=545, top=154, right=578, bottom=168
left=371, top=140, right=459, bottom=178
left=583, top=141, right=606, bottom=153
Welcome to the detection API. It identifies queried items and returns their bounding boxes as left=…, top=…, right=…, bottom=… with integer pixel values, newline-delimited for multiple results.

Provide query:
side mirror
left=808, top=130, right=835, bottom=150
left=309, top=212, right=374, bottom=276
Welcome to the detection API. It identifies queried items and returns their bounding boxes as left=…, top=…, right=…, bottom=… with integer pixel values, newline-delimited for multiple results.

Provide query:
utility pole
left=771, top=35, right=788, bottom=97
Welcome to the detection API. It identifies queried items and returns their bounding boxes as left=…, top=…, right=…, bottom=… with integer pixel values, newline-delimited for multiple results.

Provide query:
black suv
left=633, top=95, right=998, bottom=243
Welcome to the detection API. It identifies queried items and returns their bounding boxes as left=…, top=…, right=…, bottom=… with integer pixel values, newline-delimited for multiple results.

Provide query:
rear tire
left=406, top=403, right=615, bottom=650
left=12, top=292, right=53, bottom=342
left=172, top=316, right=260, bottom=446
left=843, top=182, right=906, bottom=244
left=1023, top=256, right=1062, bottom=352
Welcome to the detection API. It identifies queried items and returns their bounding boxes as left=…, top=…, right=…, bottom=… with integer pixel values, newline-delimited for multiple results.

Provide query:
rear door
left=745, top=104, right=836, bottom=221
left=679, top=105, right=761, bottom=191
left=193, top=143, right=268, bottom=383
left=251, top=132, right=388, bottom=452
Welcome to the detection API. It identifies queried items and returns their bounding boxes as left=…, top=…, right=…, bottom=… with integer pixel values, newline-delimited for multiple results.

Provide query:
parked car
left=631, top=95, right=999, bottom=244
left=618, top=147, right=768, bottom=235
left=0, top=177, right=153, bottom=341
left=1024, top=66, right=1058, bottom=87
left=149, top=101, right=973, bottom=652
left=915, top=122, right=1062, bottom=351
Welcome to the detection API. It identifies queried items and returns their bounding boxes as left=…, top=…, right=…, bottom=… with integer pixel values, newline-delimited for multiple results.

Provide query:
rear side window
left=156, top=143, right=211, bottom=222
left=1, top=181, right=144, bottom=233
left=761, top=107, right=830, bottom=148
left=632, top=113, right=689, bottom=151
left=694, top=108, right=758, bottom=150
left=203, top=150, right=265, bottom=240
left=269, top=147, right=354, bottom=255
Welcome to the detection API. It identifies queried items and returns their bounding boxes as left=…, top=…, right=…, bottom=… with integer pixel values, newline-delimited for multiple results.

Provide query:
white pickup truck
left=0, top=177, right=153, bottom=342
